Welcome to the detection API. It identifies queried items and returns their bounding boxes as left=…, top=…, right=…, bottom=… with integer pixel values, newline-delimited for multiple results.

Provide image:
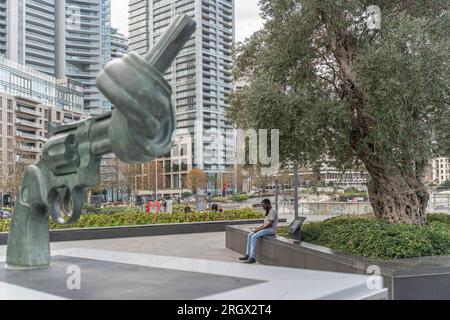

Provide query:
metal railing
left=428, top=193, right=450, bottom=213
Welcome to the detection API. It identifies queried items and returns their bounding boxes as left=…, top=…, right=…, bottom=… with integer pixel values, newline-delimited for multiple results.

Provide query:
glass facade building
left=0, top=55, right=85, bottom=201
left=129, top=0, right=236, bottom=189
left=65, top=0, right=111, bottom=114
left=1, top=0, right=112, bottom=115
left=110, top=27, right=128, bottom=59
left=0, top=0, right=7, bottom=57
left=0, top=56, right=83, bottom=112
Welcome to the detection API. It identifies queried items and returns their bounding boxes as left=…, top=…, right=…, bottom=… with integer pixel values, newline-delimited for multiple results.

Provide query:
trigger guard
left=48, top=187, right=85, bottom=225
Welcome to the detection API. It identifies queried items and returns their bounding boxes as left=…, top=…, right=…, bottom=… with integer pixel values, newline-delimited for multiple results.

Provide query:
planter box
left=0, top=218, right=286, bottom=245
left=226, top=225, right=450, bottom=300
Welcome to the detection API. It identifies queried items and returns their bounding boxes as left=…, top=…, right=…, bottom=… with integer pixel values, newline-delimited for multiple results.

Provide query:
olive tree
left=229, top=0, right=450, bottom=225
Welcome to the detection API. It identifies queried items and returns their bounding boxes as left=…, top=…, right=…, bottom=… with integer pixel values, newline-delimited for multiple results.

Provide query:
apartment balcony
left=25, top=23, right=54, bottom=37
left=66, top=40, right=99, bottom=49
left=26, top=38, right=54, bottom=52
left=68, top=12, right=100, bottom=20
left=66, top=70, right=99, bottom=79
left=66, top=55, right=100, bottom=64
left=16, top=131, right=43, bottom=142
left=66, top=46, right=100, bottom=54
left=26, top=8, right=54, bottom=23
left=84, top=93, right=101, bottom=100
left=25, top=55, right=55, bottom=68
left=82, top=85, right=100, bottom=93
left=19, top=158, right=38, bottom=165
left=16, top=106, right=40, bottom=117
left=18, top=145, right=41, bottom=154
left=67, top=32, right=100, bottom=41
left=66, top=25, right=100, bottom=35
left=16, top=118, right=42, bottom=129
left=71, top=2, right=100, bottom=12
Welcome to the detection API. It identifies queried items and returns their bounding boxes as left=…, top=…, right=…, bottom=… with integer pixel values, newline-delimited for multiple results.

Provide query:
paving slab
left=0, top=249, right=387, bottom=300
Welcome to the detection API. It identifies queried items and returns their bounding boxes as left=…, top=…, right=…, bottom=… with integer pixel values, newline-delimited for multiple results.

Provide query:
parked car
left=0, top=210, right=12, bottom=219
left=90, top=195, right=103, bottom=208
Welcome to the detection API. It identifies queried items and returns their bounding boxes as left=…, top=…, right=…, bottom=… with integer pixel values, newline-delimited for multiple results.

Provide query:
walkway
left=0, top=232, right=239, bottom=263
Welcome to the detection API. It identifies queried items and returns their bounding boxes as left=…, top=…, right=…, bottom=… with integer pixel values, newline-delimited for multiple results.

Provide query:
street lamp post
left=155, top=160, right=158, bottom=201
left=294, top=164, right=299, bottom=219
left=275, top=174, right=279, bottom=213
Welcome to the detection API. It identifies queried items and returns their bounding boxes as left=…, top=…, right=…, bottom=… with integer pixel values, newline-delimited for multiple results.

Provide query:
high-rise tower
left=129, top=0, right=235, bottom=191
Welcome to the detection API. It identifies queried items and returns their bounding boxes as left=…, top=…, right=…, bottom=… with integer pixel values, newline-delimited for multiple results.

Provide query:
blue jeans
left=246, top=228, right=276, bottom=259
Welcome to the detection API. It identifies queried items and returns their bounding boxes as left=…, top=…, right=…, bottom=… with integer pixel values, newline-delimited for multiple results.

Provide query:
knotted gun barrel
left=6, top=15, right=196, bottom=268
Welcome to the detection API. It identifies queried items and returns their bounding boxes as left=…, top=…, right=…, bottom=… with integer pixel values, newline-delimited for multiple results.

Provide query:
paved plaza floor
left=0, top=216, right=387, bottom=300
left=0, top=248, right=386, bottom=300
left=0, top=232, right=239, bottom=263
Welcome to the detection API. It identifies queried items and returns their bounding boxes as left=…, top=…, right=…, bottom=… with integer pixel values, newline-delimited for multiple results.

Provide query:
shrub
left=83, top=204, right=101, bottom=214
left=278, top=213, right=450, bottom=260
left=231, top=194, right=250, bottom=202
left=428, top=212, right=450, bottom=224
left=0, top=219, right=10, bottom=232
left=0, top=208, right=264, bottom=232
left=211, top=196, right=231, bottom=203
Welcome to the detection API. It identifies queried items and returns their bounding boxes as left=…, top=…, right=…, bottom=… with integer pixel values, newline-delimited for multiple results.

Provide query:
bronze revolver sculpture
left=6, top=15, right=196, bottom=268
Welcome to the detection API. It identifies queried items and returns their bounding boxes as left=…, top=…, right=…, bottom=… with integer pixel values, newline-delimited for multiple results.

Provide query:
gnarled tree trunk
left=365, top=160, right=429, bottom=225
left=323, top=21, right=430, bottom=225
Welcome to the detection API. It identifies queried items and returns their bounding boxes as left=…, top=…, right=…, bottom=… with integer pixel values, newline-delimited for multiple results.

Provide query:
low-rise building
left=130, top=135, right=194, bottom=199
left=0, top=57, right=87, bottom=204
left=430, top=157, right=450, bottom=185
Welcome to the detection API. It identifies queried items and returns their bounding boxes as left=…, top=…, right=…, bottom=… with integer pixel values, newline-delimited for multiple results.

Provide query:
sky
left=111, top=0, right=264, bottom=43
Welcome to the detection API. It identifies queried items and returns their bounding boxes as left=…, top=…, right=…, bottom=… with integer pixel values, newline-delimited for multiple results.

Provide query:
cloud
left=111, top=0, right=263, bottom=42
left=111, top=0, right=129, bottom=35
left=235, top=0, right=263, bottom=42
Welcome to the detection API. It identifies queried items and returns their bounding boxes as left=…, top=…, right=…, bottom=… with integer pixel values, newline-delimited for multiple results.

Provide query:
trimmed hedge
left=232, top=194, right=251, bottom=202
left=210, top=194, right=251, bottom=203
left=0, top=208, right=264, bottom=232
left=0, top=219, right=10, bottom=232
left=278, top=213, right=450, bottom=260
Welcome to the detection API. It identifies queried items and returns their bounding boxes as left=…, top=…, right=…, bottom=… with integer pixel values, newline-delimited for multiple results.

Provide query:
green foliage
left=83, top=204, right=101, bottom=214
left=279, top=213, right=450, bottom=260
left=211, top=196, right=231, bottom=203
left=210, top=194, right=250, bottom=202
left=231, top=194, right=251, bottom=202
left=231, top=0, right=450, bottom=163
left=0, top=209, right=264, bottom=232
left=428, top=212, right=450, bottom=224
left=229, top=0, right=450, bottom=223
left=0, top=219, right=10, bottom=232
left=440, top=180, right=450, bottom=189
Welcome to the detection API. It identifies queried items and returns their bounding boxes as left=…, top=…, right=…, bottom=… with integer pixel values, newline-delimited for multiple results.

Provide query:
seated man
left=239, top=199, right=278, bottom=264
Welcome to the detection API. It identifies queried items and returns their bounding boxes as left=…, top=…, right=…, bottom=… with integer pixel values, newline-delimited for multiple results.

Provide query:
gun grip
left=6, top=166, right=51, bottom=268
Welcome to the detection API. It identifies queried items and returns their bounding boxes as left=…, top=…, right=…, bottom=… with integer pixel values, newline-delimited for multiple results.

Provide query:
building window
left=7, top=100, right=12, bottom=110
left=165, top=175, right=171, bottom=189
left=7, top=126, right=13, bottom=136
left=180, top=144, right=187, bottom=157
left=173, top=175, right=179, bottom=189
left=7, top=112, right=12, bottom=123
left=181, top=174, right=187, bottom=189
